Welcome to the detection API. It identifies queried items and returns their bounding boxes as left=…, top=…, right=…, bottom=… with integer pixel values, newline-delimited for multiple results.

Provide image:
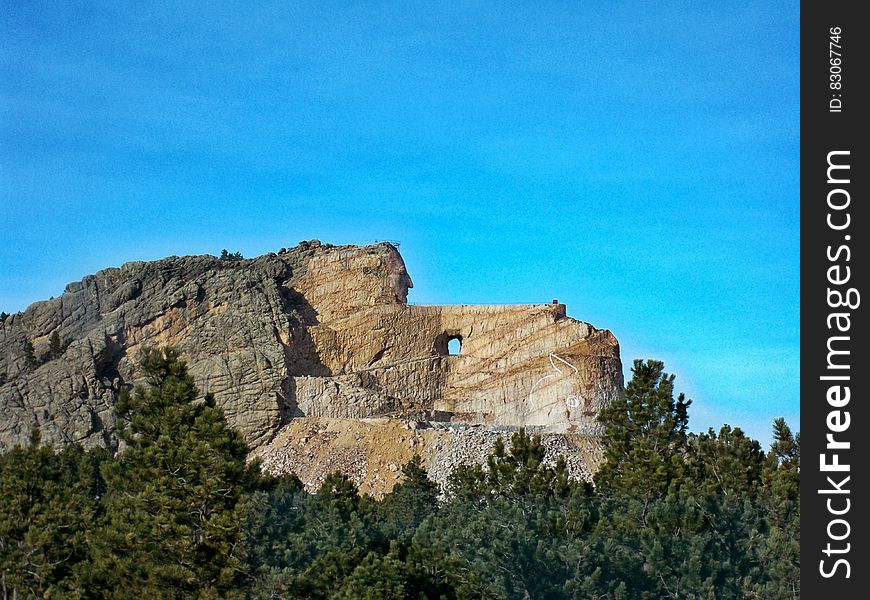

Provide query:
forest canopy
left=0, top=350, right=799, bottom=599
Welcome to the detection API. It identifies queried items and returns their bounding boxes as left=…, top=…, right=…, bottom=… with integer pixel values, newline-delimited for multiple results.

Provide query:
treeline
left=0, top=350, right=798, bottom=599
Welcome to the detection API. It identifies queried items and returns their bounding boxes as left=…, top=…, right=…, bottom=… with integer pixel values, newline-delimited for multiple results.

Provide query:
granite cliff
left=0, top=241, right=623, bottom=492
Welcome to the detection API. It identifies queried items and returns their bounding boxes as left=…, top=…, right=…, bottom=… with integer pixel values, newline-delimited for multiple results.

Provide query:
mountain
left=0, top=240, right=623, bottom=493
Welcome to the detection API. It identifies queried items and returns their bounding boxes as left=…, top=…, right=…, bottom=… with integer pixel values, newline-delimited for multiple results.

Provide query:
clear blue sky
left=1, top=1, right=799, bottom=445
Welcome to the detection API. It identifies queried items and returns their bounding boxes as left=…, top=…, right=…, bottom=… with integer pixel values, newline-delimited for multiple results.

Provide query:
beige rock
left=285, top=244, right=623, bottom=434
left=0, top=241, right=622, bottom=453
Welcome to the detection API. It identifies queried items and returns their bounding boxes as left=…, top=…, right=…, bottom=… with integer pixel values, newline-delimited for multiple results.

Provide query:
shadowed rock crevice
left=278, top=377, right=303, bottom=427
left=279, top=287, right=319, bottom=326
left=275, top=325, right=332, bottom=378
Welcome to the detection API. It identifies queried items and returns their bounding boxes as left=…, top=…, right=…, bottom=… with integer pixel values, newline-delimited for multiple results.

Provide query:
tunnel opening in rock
left=434, top=331, right=463, bottom=356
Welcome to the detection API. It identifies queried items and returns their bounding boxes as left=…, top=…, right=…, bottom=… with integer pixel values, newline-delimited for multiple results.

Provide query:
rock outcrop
left=0, top=240, right=623, bottom=489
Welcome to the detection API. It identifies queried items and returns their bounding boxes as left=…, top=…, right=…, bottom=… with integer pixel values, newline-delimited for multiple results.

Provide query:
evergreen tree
left=86, top=347, right=261, bottom=598
left=219, top=249, right=244, bottom=261
left=246, top=474, right=311, bottom=599
left=49, top=331, right=62, bottom=360
left=486, top=429, right=570, bottom=498
left=0, top=431, right=105, bottom=598
left=377, top=454, right=439, bottom=542
left=684, top=425, right=765, bottom=496
left=448, top=429, right=571, bottom=502
left=748, top=418, right=800, bottom=598
left=247, top=472, right=305, bottom=566
left=22, top=338, right=36, bottom=368
left=594, top=359, right=691, bottom=498
left=287, top=473, right=381, bottom=599
left=433, top=429, right=587, bottom=598
left=331, top=552, right=407, bottom=600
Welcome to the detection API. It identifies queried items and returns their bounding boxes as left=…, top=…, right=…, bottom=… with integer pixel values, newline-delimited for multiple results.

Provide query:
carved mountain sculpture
left=0, top=241, right=623, bottom=463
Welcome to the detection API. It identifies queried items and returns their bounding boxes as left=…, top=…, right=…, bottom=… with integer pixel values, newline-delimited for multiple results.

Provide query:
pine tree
left=594, top=359, right=691, bottom=498
left=447, top=428, right=571, bottom=501
left=434, top=429, right=583, bottom=598
left=86, top=347, right=261, bottom=598
left=22, top=338, right=36, bottom=368
left=684, top=424, right=765, bottom=496
left=49, top=331, right=62, bottom=360
left=287, top=473, right=380, bottom=599
left=0, top=431, right=105, bottom=598
left=377, top=454, right=439, bottom=542
left=748, top=418, right=800, bottom=598
left=331, top=552, right=407, bottom=600
left=219, top=249, right=243, bottom=261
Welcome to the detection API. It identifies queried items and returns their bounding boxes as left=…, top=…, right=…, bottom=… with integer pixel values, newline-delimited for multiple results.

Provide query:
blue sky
left=1, top=1, right=799, bottom=445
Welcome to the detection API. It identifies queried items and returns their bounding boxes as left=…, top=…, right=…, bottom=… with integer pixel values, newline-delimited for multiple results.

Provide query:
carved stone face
left=385, top=248, right=413, bottom=303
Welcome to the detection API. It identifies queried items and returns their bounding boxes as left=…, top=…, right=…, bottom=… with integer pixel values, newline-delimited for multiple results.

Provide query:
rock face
left=0, top=241, right=623, bottom=458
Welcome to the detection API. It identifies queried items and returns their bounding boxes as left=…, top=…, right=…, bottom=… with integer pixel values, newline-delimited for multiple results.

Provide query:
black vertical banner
left=802, top=0, right=869, bottom=595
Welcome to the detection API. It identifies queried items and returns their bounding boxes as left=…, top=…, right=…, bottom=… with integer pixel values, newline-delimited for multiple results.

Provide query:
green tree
left=331, top=552, right=407, bottom=600
left=448, top=429, right=571, bottom=502
left=285, top=473, right=382, bottom=599
left=22, top=338, right=36, bottom=368
left=246, top=473, right=310, bottom=599
left=49, top=331, right=62, bottom=360
left=432, top=429, right=589, bottom=599
left=486, top=429, right=571, bottom=499
left=247, top=472, right=305, bottom=566
left=684, top=424, right=765, bottom=496
left=0, top=431, right=105, bottom=598
left=86, top=347, right=262, bottom=598
left=747, top=418, right=800, bottom=599
left=219, top=249, right=244, bottom=261
left=377, top=454, right=439, bottom=543
left=594, top=359, right=691, bottom=498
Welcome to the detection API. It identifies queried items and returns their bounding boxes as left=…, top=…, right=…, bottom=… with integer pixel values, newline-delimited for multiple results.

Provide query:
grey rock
left=0, top=243, right=326, bottom=451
